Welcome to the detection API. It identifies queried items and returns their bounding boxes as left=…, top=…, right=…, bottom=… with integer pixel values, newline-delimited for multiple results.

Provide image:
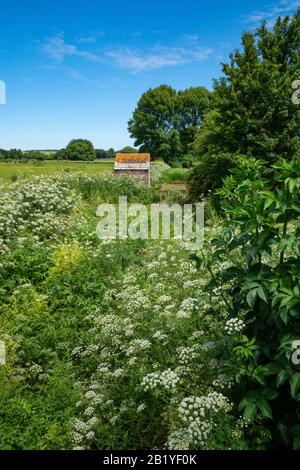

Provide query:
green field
left=0, top=160, right=115, bottom=182
left=0, top=160, right=184, bottom=190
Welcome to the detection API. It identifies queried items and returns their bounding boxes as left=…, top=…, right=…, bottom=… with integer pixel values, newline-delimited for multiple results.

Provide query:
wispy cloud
left=104, top=44, right=212, bottom=73
left=40, top=33, right=212, bottom=73
left=244, top=0, right=300, bottom=27
left=182, top=34, right=199, bottom=44
left=76, top=31, right=105, bottom=44
left=38, top=62, right=102, bottom=85
left=40, top=34, right=102, bottom=63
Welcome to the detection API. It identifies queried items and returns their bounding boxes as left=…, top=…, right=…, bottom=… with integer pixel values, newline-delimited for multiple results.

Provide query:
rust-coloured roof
left=115, top=153, right=150, bottom=164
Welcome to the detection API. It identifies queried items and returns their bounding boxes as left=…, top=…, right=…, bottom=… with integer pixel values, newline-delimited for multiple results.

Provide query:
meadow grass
left=0, top=160, right=171, bottom=184
left=160, top=167, right=190, bottom=184
left=0, top=160, right=115, bottom=182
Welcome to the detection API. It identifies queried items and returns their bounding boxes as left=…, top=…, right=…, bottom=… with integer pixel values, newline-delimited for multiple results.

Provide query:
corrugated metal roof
left=114, top=162, right=150, bottom=170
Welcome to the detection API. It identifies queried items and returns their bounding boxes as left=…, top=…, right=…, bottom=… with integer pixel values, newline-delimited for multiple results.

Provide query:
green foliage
left=117, top=146, right=138, bottom=154
left=188, top=153, right=237, bottom=201
left=160, top=168, right=189, bottom=184
left=193, top=10, right=300, bottom=164
left=95, top=148, right=115, bottom=159
left=197, top=156, right=300, bottom=448
left=54, top=148, right=67, bottom=160
left=67, top=174, right=153, bottom=203
left=0, top=148, right=23, bottom=160
left=0, top=172, right=260, bottom=450
left=65, top=139, right=96, bottom=161
left=128, top=85, right=212, bottom=165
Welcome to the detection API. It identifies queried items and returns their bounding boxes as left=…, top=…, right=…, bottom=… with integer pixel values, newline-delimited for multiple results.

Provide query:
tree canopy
left=95, top=148, right=115, bottom=158
left=193, top=9, right=300, bottom=163
left=65, top=139, right=96, bottom=161
left=118, top=146, right=138, bottom=154
left=128, top=85, right=212, bottom=165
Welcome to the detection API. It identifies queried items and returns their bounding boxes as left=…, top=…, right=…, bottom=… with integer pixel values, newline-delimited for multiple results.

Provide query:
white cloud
left=104, top=44, right=212, bottom=73
left=40, top=33, right=212, bottom=73
left=244, top=0, right=300, bottom=27
left=76, top=32, right=105, bottom=44
left=40, top=34, right=102, bottom=63
left=182, top=34, right=199, bottom=44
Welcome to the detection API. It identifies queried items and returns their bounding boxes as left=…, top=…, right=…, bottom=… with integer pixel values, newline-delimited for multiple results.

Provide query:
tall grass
left=160, top=168, right=189, bottom=184
left=67, top=174, right=154, bottom=203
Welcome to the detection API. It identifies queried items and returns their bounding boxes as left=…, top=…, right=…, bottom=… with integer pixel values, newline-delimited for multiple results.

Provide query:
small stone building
left=114, top=153, right=150, bottom=185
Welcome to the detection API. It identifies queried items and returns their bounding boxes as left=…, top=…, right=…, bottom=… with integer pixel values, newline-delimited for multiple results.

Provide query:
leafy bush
left=188, top=153, right=236, bottom=200
left=160, top=168, right=189, bottom=184
left=197, top=156, right=300, bottom=448
left=65, top=139, right=96, bottom=161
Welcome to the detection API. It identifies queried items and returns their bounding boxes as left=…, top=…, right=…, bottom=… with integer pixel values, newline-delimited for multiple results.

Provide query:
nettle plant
left=199, top=156, right=300, bottom=448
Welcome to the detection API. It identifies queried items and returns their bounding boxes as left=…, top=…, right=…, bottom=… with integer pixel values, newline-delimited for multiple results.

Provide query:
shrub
left=197, top=156, right=300, bottom=448
left=160, top=168, right=189, bottom=184
left=188, top=153, right=237, bottom=206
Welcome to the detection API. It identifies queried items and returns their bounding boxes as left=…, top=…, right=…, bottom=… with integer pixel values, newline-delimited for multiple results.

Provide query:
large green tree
left=128, top=85, right=211, bottom=165
left=194, top=10, right=300, bottom=163
left=65, top=139, right=96, bottom=161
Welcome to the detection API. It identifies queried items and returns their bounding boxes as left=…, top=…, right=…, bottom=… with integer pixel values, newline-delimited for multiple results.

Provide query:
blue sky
left=0, top=0, right=299, bottom=150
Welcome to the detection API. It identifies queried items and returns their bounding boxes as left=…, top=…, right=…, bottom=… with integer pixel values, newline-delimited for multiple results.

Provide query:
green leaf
left=262, top=363, right=282, bottom=376
left=290, top=373, right=300, bottom=398
left=257, top=398, right=273, bottom=419
left=244, top=390, right=259, bottom=403
left=287, top=178, right=296, bottom=194
left=257, top=286, right=268, bottom=303
left=276, top=369, right=292, bottom=388
left=246, top=288, right=258, bottom=308
left=243, top=403, right=257, bottom=422
left=264, top=198, right=274, bottom=210
left=277, top=423, right=289, bottom=446
left=238, top=398, right=250, bottom=411
left=262, top=387, right=279, bottom=400
left=280, top=309, right=289, bottom=325
left=293, top=435, right=300, bottom=450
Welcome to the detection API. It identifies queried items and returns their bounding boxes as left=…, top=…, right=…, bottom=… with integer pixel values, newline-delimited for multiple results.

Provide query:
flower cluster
left=141, top=368, right=180, bottom=392
left=212, top=374, right=235, bottom=390
left=0, top=175, right=78, bottom=255
left=71, top=416, right=98, bottom=448
left=178, top=392, right=231, bottom=423
left=177, top=345, right=200, bottom=366
left=63, top=238, right=241, bottom=450
left=176, top=297, right=196, bottom=319
left=125, top=339, right=152, bottom=356
left=224, top=318, right=245, bottom=335
left=167, top=392, right=232, bottom=449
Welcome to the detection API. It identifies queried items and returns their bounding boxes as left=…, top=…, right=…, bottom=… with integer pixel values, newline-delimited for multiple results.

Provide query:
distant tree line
left=0, top=142, right=139, bottom=162
left=0, top=148, right=23, bottom=160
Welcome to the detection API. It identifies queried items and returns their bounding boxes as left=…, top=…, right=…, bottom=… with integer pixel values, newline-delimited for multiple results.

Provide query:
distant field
left=0, top=160, right=115, bottom=182
left=23, top=150, right=58, bottom=156
left=0, top=160, right=187, bottom=195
